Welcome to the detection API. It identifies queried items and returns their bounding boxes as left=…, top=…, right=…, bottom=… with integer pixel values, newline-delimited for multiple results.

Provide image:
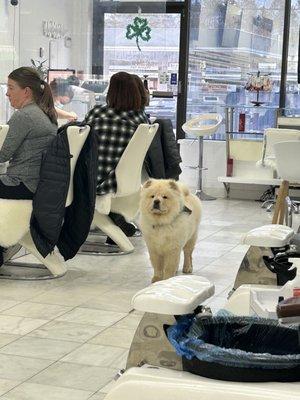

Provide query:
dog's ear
left=143, top=179, right=153, bottom=189
left=169, top=180, right=180, bottom=192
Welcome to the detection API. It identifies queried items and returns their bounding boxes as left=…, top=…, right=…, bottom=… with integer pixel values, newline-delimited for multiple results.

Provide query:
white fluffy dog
left=139, top=179, right=202, bottom=282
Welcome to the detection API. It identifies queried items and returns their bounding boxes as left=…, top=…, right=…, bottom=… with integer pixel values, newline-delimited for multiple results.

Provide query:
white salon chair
left=0, top=125, right=90, bottom=280
left=80, top=123, right=158, bottom=256
left=257, top=128, right=300, bottom=212
left=182, top=114, right=222, bottom=200
left=272, top=140, right=300, bottom=226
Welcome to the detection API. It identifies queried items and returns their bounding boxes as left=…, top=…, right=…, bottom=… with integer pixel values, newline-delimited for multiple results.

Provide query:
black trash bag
left=167, top=315, right=300, bottom=382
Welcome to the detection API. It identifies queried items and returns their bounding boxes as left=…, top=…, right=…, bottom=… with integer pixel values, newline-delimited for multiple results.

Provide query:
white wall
left=0, top=0, right=93, bottom=123
left=19, top=0, right=73, bottom=70
left=0, top=3, right=20, bottom=82
left=71, top=0, right=93, bottom=74
left=0, top=0, right=93, bottom=75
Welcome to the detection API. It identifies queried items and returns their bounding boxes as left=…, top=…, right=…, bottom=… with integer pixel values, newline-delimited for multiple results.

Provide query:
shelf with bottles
left=223, top=105, right=277, bottom=180
left=224, top=105, right=278, bottom=142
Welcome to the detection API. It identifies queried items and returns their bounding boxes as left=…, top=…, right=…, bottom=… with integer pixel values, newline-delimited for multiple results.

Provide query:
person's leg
left=0, top=247, right=3, bottom=266
left=109, top=213, right=136, bottom=236
left=0, top=180, right=33, bottom=266
left=106, top=213, right=136, bottom=246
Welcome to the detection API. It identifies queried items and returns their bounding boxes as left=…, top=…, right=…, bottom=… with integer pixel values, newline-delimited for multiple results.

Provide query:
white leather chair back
left=115, top=123, right=159, bottom=197
left=66, top=125, right=90, bottom=207
left=182, top=114, right=222, bottom=137
left=0, top=125, right=9, bottom=149
left=274, top=141, right=300, bottom=183
left=261, top=128, right=300, bottom=166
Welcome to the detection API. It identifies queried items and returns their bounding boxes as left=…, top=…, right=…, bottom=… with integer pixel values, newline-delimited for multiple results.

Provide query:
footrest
left=131, top=275, right=214, bottom=315
left=104, top=365, right=299, bottom=400
left=241, top=224, right=294, bottom=247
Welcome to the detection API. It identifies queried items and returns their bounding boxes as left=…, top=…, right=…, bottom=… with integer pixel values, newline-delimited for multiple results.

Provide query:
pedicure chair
left=104, top=224, right=300, bottom=399
left=227, top=224, right=300, bottom=317
left=232, top=224, right=296, bottom=290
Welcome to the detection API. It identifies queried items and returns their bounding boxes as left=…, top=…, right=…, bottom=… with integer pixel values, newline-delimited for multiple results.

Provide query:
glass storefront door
left=93, top=1, right=183, bottom=131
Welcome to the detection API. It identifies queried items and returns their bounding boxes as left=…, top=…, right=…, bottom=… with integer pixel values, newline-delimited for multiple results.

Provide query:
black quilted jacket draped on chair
left=144, top=118, right=182, bottom=180
left=30, top=121, right=97, bottom=260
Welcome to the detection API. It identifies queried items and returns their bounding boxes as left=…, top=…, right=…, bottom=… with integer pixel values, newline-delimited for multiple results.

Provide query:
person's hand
left=68, top=112, right=78, bottom=121
left=55, top=107, right=78, bottom=121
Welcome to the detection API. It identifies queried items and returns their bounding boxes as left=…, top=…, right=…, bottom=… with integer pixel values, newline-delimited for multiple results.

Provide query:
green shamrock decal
left=126, top=16, right=151, bottom=51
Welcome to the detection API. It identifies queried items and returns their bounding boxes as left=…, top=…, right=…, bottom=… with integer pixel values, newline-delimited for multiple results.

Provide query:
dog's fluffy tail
left=177, top=182, right=190, bottom=197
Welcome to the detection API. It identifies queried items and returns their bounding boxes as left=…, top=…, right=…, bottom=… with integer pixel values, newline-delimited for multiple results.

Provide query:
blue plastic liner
left=167, top=315, right=300, bottom=370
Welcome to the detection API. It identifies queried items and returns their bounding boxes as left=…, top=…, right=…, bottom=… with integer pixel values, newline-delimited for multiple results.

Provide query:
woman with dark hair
left=0, top=67, right=57, bottom=263
left=84, top=71, right=149, bottom=238
left=50, top=78, right=77, bottom=121
left=131, top=74, right=150, bottom=108
left=85, top=71, right=149, bottom=196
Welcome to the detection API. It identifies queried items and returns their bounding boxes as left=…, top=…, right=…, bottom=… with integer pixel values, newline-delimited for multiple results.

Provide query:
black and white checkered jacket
left=85, top=105, right=149, bottom=195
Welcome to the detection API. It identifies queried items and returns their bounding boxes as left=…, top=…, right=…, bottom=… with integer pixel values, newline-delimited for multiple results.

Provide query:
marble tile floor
left=0, top=198, right=297, bottom=399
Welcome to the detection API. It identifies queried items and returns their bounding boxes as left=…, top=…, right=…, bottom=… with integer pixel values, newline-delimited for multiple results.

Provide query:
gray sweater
left=0, top=103, right=57, bottom=192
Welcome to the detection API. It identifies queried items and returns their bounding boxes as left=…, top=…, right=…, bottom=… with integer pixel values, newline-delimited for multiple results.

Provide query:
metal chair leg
left=266, top=203, right=274, bottom=213
left=195, top=136, right=216, bottom=201
left=261, top=199, right=275, bottom=209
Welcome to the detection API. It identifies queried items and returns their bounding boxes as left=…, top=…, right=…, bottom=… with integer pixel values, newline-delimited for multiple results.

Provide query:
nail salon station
left=0, top=1, right=299, bottom=399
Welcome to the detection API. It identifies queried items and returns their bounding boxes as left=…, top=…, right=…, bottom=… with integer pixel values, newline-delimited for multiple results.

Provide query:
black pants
left=0, top=180, right=34, bottom=264
left=0, top=180, right=34, bottom=200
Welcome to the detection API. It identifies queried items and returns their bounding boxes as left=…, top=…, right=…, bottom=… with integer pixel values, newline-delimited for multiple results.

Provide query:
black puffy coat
left=144, top=118, right=182, bottom=180
left=30, top=122, right=97, bottom=260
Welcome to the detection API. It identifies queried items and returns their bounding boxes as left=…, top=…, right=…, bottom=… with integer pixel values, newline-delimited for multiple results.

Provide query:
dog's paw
left=151, top=276, right=162, bottom=283
left=182, top=264, right=193, bottom=274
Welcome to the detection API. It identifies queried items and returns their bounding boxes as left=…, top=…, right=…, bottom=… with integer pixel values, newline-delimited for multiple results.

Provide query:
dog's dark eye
left=163, top=196, right=168, bottom=199
left=151, top=195, right=155, bottom=198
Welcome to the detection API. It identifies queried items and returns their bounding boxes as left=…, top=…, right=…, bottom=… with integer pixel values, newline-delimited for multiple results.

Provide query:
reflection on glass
left=286, top=1, right=300, bottom=114
left=187, top=0, right=285, bottom=140
left=103, top=12, right=180, bottom=127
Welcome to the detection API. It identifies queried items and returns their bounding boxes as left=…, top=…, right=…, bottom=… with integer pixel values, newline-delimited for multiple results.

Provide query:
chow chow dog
left=139, top=179, right=202, bottom=282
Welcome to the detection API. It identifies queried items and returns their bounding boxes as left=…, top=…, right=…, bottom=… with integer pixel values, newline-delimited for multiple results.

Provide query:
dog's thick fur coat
left=140, top=179, right=202, bottom=282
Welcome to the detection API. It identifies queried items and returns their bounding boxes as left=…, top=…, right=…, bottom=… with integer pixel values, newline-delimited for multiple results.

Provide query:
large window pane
left=187, top=0, right=285, bottom=138
left=286, top=0, right=300, bottom=114
left=100, top=6, right=180, bottom=127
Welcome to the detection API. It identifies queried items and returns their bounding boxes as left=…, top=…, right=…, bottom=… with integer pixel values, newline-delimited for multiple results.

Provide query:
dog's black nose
left=153, top=199, right=160, bottom=209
